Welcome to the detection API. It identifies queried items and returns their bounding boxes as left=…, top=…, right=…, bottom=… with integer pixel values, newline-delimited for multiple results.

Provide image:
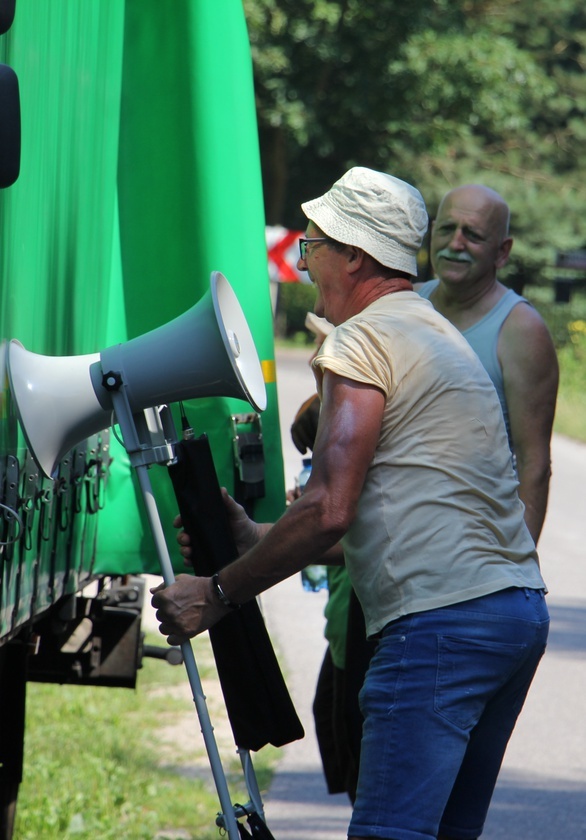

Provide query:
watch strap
left=211, top=573, right=240, bottom=610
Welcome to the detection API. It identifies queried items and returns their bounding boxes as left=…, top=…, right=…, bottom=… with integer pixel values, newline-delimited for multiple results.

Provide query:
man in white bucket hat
left=300, top=166, right=428, bottom=276
left=153, top=167, right=549, bottom=840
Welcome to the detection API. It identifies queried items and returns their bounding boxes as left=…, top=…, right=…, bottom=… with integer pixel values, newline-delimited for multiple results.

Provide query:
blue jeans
left=348, top=587, right=549, bottom=840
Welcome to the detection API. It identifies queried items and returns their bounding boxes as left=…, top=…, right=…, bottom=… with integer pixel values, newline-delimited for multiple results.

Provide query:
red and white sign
left=266, top=226, right=311, bottom=284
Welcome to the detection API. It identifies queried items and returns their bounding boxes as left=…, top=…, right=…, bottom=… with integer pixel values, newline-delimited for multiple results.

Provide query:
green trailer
left=0, top=2, right=288, bottom=836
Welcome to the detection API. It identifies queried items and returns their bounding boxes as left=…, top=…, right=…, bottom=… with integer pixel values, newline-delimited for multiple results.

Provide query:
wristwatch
left=211, top=573, right=240, bottom=610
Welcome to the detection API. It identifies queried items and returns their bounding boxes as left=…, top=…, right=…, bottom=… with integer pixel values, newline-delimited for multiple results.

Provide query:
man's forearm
left=217, top=492, right=348, bottom=604
left=517, top=462, right=552, bottom=545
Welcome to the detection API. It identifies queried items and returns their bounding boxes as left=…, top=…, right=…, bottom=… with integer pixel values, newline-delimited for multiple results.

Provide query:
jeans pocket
left=435, top=634, right=527, bottom=730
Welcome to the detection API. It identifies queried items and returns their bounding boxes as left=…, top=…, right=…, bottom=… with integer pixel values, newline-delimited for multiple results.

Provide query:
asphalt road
left=259, top=346, right=586, bottom=839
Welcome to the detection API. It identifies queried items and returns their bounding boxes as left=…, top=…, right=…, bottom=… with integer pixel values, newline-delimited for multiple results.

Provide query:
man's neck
left=432, top=277, right=506, bottom=330
left=340, top=275, right=413, bottom=323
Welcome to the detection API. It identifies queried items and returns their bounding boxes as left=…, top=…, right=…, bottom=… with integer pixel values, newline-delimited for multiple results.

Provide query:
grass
left=552, top=330, right=586, bottom=441
left=524, top=286, right=586, bottom=443
left=14, top=632, right=279, bottom=840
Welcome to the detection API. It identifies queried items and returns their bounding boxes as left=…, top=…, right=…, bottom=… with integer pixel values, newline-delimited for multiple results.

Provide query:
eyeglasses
left=299, top=237, right=329, bottom=260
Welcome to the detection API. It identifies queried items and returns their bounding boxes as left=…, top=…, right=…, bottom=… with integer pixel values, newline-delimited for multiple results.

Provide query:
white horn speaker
left=7, top=271, right=267, bottom=479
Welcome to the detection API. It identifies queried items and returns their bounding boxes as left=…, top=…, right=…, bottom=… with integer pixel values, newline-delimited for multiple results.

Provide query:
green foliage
left=244, top=0, right=586, bottom=282
left=244, top=0, right=439, bottom=224
left=389, top=31, right=554, bottom=148
left=275, top=282, right=318, bottom=339
left=524, top=285, right=586, bottom=347
left=251, top=0, right=586, bottom=438
left=554, top=317, right=586, bottom=440
left=523, top=287, right=586, bottom=441
left=14, top=634, right=277, bottom=839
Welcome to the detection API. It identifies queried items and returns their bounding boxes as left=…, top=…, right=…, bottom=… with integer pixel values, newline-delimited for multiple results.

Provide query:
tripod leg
left=235, top=750, right=278, bottom=839
left=238, top=748, right=266, bottom=822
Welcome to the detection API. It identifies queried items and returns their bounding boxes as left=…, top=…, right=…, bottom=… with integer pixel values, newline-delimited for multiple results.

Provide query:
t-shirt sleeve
left=312, top=319, right=392, bottom=395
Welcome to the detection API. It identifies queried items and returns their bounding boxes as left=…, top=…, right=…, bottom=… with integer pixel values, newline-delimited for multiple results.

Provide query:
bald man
left=416, top=185, right=558, bottom=544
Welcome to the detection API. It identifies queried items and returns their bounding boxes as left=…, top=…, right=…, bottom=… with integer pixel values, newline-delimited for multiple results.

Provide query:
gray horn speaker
left=7, top=271, right=267, bottom=478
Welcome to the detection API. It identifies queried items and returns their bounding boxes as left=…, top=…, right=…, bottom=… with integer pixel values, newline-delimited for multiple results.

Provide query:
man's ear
left=496, top=237, right=513, bottom=269
left=346, top=245, right=366, bottom=274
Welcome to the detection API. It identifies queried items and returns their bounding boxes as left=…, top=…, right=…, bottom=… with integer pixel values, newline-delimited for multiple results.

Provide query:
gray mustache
left=435, top=248, right=473, bottom=264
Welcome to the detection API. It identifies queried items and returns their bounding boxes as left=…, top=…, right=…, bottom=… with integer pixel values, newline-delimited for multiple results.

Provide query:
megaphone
left=7, top=271, right=267, bottom=479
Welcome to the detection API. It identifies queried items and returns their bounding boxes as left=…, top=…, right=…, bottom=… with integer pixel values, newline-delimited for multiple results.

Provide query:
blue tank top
left=417, top=280, right=528, bottom=447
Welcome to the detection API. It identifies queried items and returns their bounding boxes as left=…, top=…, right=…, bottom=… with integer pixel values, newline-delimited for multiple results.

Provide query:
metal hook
left=0, top=501, right=23, bottom=545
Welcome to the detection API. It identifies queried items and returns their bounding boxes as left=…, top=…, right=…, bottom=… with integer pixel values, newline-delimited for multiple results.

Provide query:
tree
left=244, top=0, right=586, bottom=285
left=244, top=0, right=443, bottom=225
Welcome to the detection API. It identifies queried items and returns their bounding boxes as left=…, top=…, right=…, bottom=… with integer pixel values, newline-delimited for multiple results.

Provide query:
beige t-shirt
left=313, top=291, right=545, bottom=637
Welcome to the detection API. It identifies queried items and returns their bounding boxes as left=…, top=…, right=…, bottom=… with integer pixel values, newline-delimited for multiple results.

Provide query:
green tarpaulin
left=0, top=1, right=283, bottom=590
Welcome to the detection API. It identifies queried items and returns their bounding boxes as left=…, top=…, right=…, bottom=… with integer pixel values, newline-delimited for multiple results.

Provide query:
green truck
left=0, top=2, right=289, bottom=836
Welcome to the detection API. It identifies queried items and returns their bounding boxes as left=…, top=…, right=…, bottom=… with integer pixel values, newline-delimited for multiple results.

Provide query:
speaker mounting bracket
left=107, top=382, right=177, bottom=469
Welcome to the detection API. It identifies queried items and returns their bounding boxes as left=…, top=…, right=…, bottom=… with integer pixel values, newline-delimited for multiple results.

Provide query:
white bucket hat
left=301, top=167, right=428, bottom=276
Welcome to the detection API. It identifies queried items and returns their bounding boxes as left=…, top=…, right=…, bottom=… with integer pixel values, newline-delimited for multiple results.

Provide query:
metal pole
left=105, top=380, right=241, bottom=839
left=135, top=462, right=241, bottom=839
left=238, top=748, right=266, bottom=821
